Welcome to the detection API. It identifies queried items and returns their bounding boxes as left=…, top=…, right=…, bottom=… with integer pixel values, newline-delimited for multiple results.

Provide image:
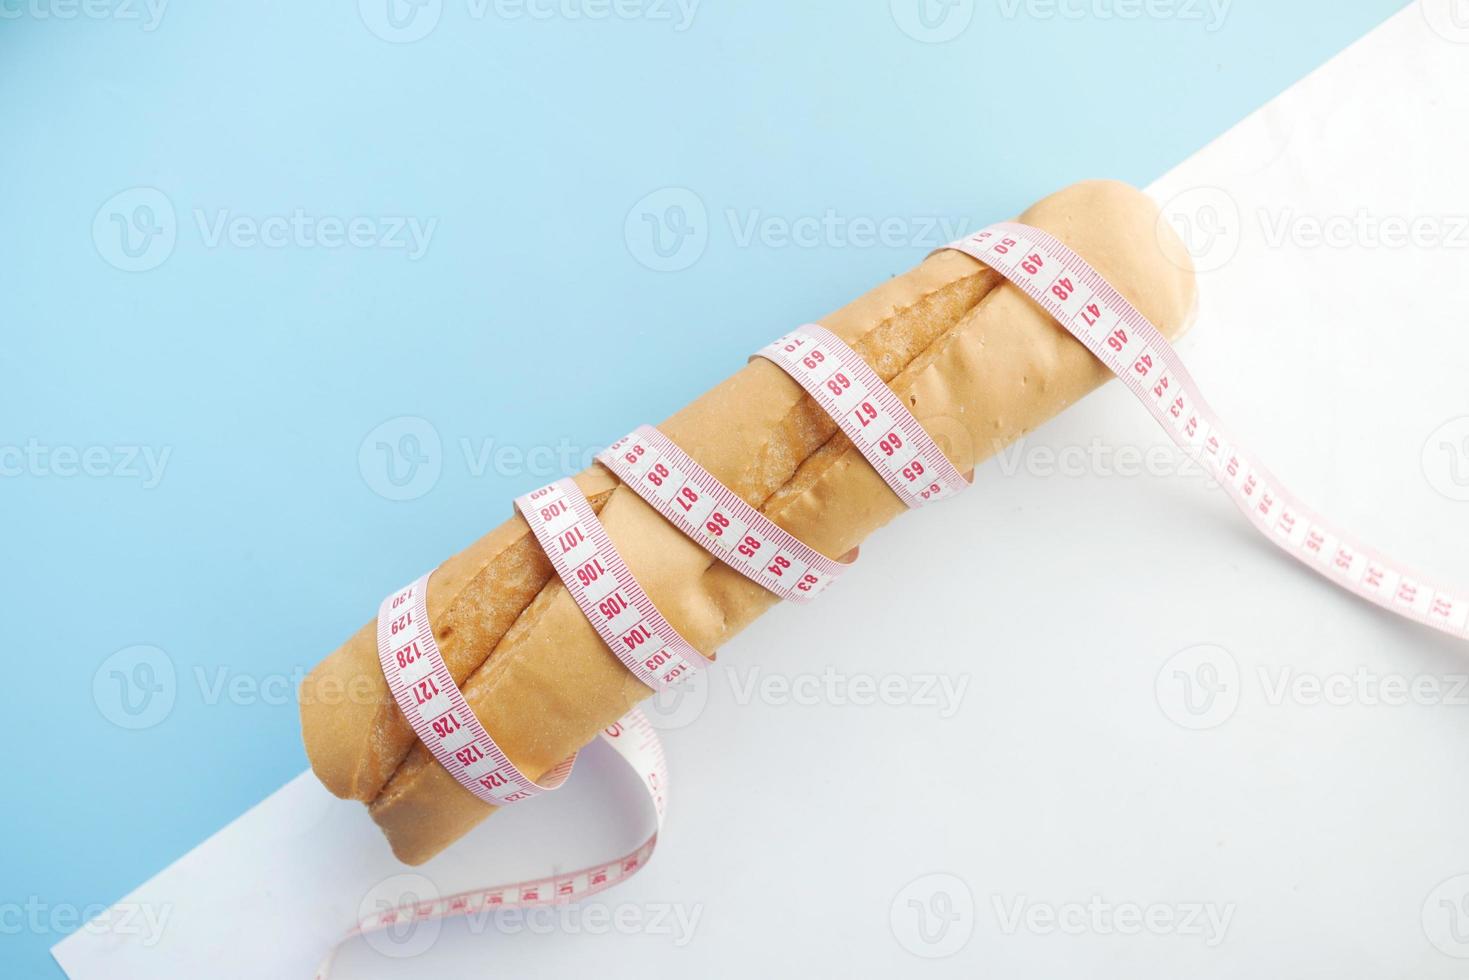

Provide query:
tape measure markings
left=344, top=217, right=1469, bottom=979
left=597, top=424, right=851, bottom=603
left=948, top=222, right=1469, bottom=638
left=754, top=323, right=970, bottom=509
left=316, top=710, right=667, bottom=980
left=515, top=477, right=714, bottom=689
left=375, top=573, right=572, bottom=808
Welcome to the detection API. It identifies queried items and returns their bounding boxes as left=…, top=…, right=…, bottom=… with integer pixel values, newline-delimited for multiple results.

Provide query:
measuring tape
left=596, top=425, right=852, bottom=603
left=374, top=573, right=574, bottom=807
left=946, top=223, right=1469, bottom=640
left=327, top=218, right=1468, bottom=974
left=313, top=709, right=666, bottom=980
left=754, top=323, right=971, bottom=508
left=514, top=477, right=714, bottom=689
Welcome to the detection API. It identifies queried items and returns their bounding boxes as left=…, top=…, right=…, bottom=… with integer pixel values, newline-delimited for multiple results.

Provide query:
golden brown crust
left=300, top=180, right=1196, bottom=864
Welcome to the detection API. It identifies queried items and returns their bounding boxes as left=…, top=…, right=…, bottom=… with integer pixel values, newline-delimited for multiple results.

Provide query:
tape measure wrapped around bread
left=299, top=180, right=1198, bottom=865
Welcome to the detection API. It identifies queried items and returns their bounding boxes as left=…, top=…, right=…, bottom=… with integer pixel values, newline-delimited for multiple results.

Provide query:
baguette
left=300, top=179, right=1197, bottom=864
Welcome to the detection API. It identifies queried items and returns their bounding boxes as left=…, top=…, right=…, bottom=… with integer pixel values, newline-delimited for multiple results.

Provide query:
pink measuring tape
left=313, top=708, right=666, bottom=980
left=597, top=425, right=853, bottom=602
left=324, top=219, right=1468, bottom=973
left=952, top=223, right=1468, bottom=640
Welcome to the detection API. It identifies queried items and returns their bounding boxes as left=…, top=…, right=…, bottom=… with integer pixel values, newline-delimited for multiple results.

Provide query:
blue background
left=0, top=0, right=1409, bottom=974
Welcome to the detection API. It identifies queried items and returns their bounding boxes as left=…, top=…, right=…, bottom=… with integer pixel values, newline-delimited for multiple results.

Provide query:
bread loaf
left=300, top=179, right=1197, bottom=864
